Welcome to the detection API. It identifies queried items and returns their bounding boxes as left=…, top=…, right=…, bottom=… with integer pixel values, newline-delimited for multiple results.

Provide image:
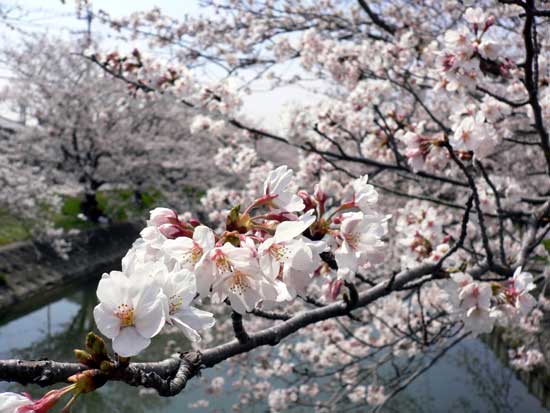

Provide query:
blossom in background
left=263, top=165, right=304, bottom=212
left=460, top=281, right=495, bottom=334
left=93, top=270, right=166, bottom=357
left=351, top=175, right=378, bottom=212
left=508, top=267, right=537, bottom=316
left=366, top=385, right=387, bottom=406
left=449, top=272, right=495, bottom=335
left=450, top=113, right=499, bottom=159
left=334, top=211, right=388, bottom=280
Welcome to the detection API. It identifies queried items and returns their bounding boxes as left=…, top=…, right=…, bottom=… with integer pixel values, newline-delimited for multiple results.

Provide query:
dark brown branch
left=444, top=143, right=495, bottom=268
left=520, top=1, right=550, bottom=175
left=231, top=311, right=250, bottom=343
left=356, top=0, right=396, bottom=35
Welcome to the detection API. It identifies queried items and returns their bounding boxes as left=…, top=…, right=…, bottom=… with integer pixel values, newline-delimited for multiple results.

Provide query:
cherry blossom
left=263, top=165, right=304, bottom=212
left=334, top=211, right=388, bottom=280
left=93, top=270, right=166, bottom=356
left=508, top=267, right=537, bottom=316
left=156, top=267, right=215, bottom=341
left=162, top=225, right=216, bottom=270
left=258, top=211, right=316, bottom=280
left=196, top=243, right=278, bottom=314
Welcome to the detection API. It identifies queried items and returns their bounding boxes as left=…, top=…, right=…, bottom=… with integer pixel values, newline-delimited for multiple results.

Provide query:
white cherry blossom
left=263, top=165, right=304, bottom=212
left=162, top=225, right=215, bottom=270
left=258, top=211, right=316, bottom=279
left=510, top=267, right=537, bottom=316
left=156, top=267, right=215, bottom=341
left=196, top=243, right=277, bottom=314
left=351, top=175, right=378, bottom=212
left=93, top=270, right=166, bottom=357
left=334, top=211, right=388, bottom=280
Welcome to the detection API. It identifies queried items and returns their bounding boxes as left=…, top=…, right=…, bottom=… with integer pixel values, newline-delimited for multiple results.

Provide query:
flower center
left=344, top=232, right=360, bottom=250
left=115, top=304, right=135, bottom=327
left=191, top=244, right=203, bottom=263
left=169, top=294, right=184, bottom=315
left=269, top=243, right=289, bottom=262
left=229, top=270, right=250, bottom=294
left=213, top=251, right=232, bottom=273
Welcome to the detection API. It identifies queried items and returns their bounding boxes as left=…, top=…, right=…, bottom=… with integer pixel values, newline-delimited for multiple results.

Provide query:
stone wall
left=0, top=222, right=141, bottom=315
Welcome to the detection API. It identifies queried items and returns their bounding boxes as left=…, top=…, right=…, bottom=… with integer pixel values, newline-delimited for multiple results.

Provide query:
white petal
left=195, top=258, right=215, bottom=297
left=260, top=254, right=278, bottom=279
left=96, top=273, right=125, bottom=308
left=194, top=226, right=215, bottom=250
left=335, top=243, right=358, bottom=274
left=172, top=317, right=202, bottom=342
left=227, top=291, right=249, bottom=314
left=112, top=327, right=151, bottom=357
left=176, top=306, right=215, bottom=330
left=0, top=392, right=32, bottom=412
left=93, top=303, right=121, bottom=339
left=274, top=212, right=315, bottom=243
left=162, top=237, right=193, bottom=260
left=134, top=297, right=166, bottom=339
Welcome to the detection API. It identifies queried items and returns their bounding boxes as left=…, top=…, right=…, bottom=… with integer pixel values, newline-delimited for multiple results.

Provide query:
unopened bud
left=74, top=350, right=94, bottom=366
left=189, top=218, right=201, bottom=227
left=484, top=16, right=495, bottom=31
left=159, top=223, right=186, bottom=239
left=149, top=207, right=179, bottom=227
left=85, top=333, right=108, bottom=360
left=328, top=279, right=343, bottom=301
left=298, top=190, right=316, bottom=211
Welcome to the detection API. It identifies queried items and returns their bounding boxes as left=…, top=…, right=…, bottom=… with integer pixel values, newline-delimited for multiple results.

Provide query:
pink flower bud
left=189, top=218, right=201, bottom=227
left=149, top=207, right=179, bottom=227
left=298, top=190, right=317, bottom=212
left=484, top=16, right=495, bottom=31
left=17, top=386, right=74, bottom=413
left=158, top=223, right=186, bottom=239
left=327, top=279, right=343, bottom=301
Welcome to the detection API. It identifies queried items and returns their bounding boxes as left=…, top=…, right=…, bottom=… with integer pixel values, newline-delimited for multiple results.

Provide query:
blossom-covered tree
left=1, top=1, right=550, bottom=412
left=1, top=35, right=223, bottom=222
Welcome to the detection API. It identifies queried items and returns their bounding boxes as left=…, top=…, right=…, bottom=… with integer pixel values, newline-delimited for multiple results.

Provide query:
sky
left=0, top=0, right=320, bottom=127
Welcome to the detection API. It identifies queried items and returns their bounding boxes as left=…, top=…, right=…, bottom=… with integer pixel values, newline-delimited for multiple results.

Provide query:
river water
left=0, top=278, right=548, bottom=413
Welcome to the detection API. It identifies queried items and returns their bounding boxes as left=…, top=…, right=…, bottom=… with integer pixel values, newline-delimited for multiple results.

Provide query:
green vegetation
left=0, top=209, right=31, bottom=246
left=53, top=188, right=162, bottom=231
left=0, top=189, right=162, bottom=245
left=0, top=187, right=201, bottom=246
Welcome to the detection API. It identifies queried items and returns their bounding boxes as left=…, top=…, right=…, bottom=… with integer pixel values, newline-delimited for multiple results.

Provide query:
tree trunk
left=80, top=192, right=103, bottom=223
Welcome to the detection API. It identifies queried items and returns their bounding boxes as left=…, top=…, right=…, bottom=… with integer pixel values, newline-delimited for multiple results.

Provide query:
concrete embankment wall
left=0, top=222, right=141, bottom=315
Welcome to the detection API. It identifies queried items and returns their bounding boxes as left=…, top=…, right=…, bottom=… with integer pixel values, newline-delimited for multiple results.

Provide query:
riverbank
left=0, top=221, right=141, bottom=317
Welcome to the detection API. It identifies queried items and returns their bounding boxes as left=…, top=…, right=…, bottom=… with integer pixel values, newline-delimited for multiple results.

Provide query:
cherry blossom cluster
left=94, top=165, right=389, bottom=356
left=440, top=7, right=512, bottom=92
left=395, top=200, right=452, bottom=269
left=447, top=267, right=537, bottom=336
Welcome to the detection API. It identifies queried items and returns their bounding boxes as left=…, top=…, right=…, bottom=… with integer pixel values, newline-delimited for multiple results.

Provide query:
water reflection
left=0, top=279, right=547, bottom=412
